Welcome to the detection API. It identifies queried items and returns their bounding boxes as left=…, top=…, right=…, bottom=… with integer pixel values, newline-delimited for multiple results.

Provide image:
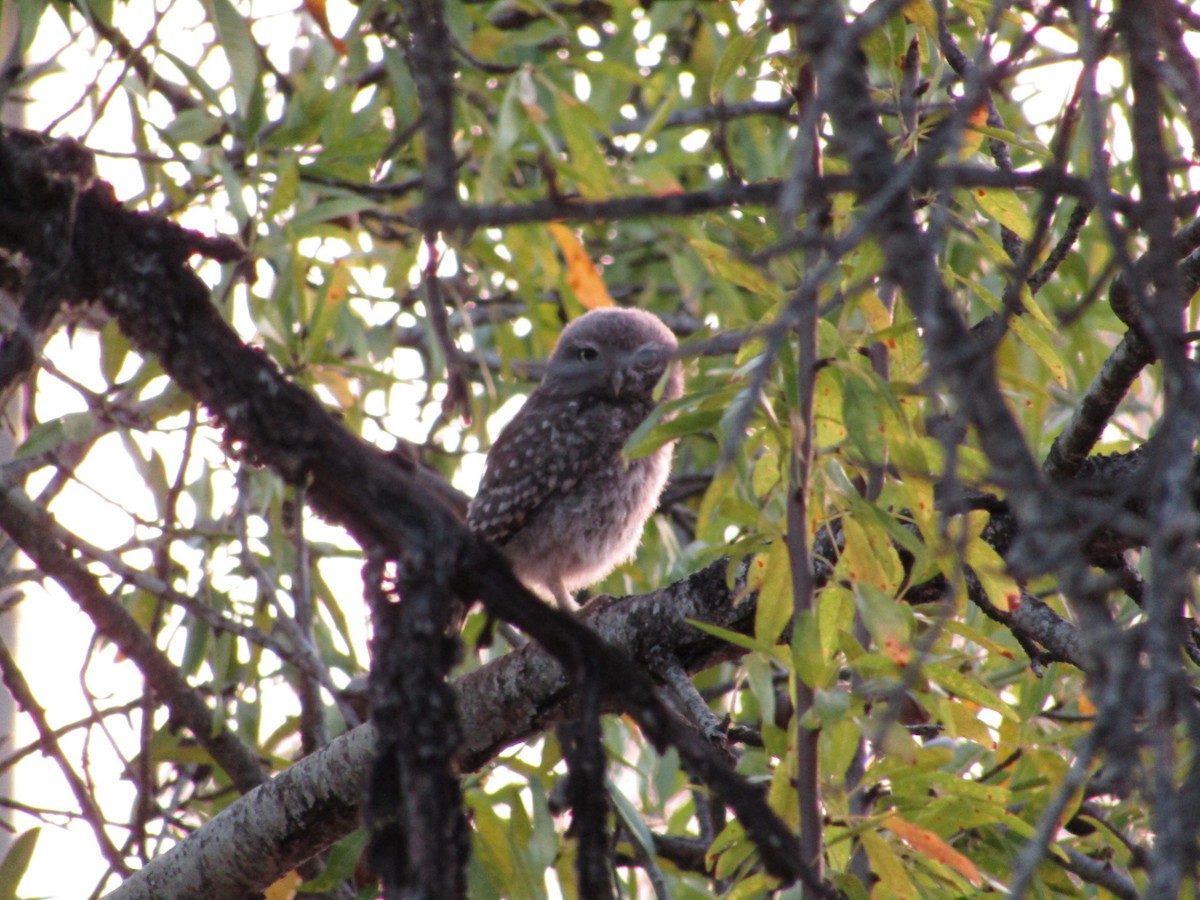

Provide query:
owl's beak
left=610, top=367, right=626, bottom=397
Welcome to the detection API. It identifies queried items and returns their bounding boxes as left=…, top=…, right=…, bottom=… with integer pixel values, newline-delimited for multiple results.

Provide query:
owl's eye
left=576, top=346, right=600, bottom=363
left=633, top=346, right=661, bottom=369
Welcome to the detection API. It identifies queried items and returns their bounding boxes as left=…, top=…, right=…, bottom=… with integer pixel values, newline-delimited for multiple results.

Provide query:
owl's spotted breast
left=467, top=308, right=683, bottom=611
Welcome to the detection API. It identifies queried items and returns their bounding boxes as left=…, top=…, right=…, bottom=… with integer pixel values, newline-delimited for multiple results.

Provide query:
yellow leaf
left=959, top=103, right=989, bottom=158
left=902, top=0, right=937, bottom=31
left=751, top=446, right=782, bottom=500
left=813, top=367, right=847, bottom=447
left=1007, top=311, right=1069, bottom=390
left=840, top=517, right=904, bottom=597
left=961, top=512, right=1020, bottom=612
left=766, top=731, right=800, bottom=828
left=958, top=270, right=1067, bottom=388
left=264, top=870, right=301, bottom=900
left=857, top=291, right=893, bottom=334
left=972, top=186, right=1035, bottom=241
left=861, top=830, right=920, bottom=899
left=547, top=223, right=614, bottom=310
left=326, top=260, right=351, bottom=305
left=316, top=369, right=357, bottom=410
left=854, top=582, right=913, bottom=666
left=926, top=661, right=1020, bottom=722
left=754, top=540, right=793, bottom=645
left=883, top=815, right=982, bottom=886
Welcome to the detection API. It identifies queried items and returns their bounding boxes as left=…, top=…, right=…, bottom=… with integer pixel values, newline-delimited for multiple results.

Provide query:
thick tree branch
left=105, top=512, right=1108, bottom=900
left=1121, top=4, right=1200, bottom=895
left=1043, top=329, right=1153, bottom=480
left=0, top=128, right=813, bottom=896
left=106, top=562, right=759, bottom=899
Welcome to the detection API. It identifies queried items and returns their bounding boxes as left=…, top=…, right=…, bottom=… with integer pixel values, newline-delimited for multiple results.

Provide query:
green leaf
left=16, top=413, right=97, bottom=459
left=99, top=320, right=131, bottom=385
left=553, top=87, right=614, bottom=200
left=859, top=830, right=920, bottom=899
left=710, top=31, right=758, bottom=102
left=14, top=0, right=53, bottom=56
left=265, top=155, right=300, bottom=219
left=0, top=828, right=39, bottom=900
left=155, top=49, right=226, bottom=112
left=791, top=609, right=827, bottom=689
left=608, top=778, right=658, bottom=869
left=823, top=718, right=864, bottom=786
left=686, top=618, right=784, bottom=661
left=285, top=197, right=376, bottom=236
left=689, top=238, right=784, bottom=301
left=468, top=791, right=543, bottom=899
left=159, top=107, right=224, bottom=147
left=726, top=874, right=780, bottom=899
left=630, top=87, right=679, bottom=151
left=853, top=582, right=913, bottom=666
left=148, top=728, right=218, bottom=768
left=970, top=186, right=1035, bottom=242
left=298, top=830, right=368, bottom=891
left=204, top=0, right=261, bottom=123
left=925, top=661, right=1020, bottom=722
left=708, top=819, right=756, bottom=880
left=624, top=403, right=722, bottom=459
left=495, top=76, right=524, bottom=155
left=841, top=369, right=887, bottom=465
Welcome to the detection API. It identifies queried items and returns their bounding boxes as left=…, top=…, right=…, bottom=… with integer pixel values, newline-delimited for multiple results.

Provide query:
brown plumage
left=467, top=308, right=683, bottom=610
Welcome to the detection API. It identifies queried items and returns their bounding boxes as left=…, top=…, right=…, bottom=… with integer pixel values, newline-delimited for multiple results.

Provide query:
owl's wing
left=466, top=397, right=626, bottom=543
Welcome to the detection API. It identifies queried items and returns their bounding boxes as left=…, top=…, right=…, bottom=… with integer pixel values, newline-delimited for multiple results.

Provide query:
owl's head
left=542, top=308, right=682, bottom=403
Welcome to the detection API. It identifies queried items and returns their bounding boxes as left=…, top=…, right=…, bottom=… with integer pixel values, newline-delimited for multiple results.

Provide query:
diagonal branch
left=103, top=560, right=763, bottom=900
left=0, top=635, right=130, bottom=877
left=0, top=128, right=815, bottom=895
left=0, top=477, right=268, bottom=796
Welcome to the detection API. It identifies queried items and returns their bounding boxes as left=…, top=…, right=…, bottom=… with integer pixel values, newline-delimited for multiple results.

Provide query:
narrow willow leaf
left=970, top=186, right=1035, bottom=242
left=925, top=661, right=1020, bottom=723
left=883, top=815, right=982, bottom=887
left=710, top=31, right=758, bottom=102
left=548, top=223, right=615, bottom=310
left=689, top=238, right=784, bottom=301
left=860, top=830, right=920, bottom=899
left=0, top=828, right=39, bottom=900
left=205, top=0, right=261, bottom=119
left=755, top=540, right=793, bottom=647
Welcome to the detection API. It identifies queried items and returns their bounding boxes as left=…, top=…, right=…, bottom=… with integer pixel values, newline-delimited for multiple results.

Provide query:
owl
left=467, top=308, right=684, bottom=611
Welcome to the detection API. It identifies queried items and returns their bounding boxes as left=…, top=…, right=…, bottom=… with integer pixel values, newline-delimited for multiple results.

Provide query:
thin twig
left=293, top=480, right=328, bottom=755
left=0, top=633, right=130, bottom=875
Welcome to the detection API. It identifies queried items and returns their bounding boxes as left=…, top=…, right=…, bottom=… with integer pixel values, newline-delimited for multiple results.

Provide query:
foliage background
left=0, top=0, right=1195, bottom=898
